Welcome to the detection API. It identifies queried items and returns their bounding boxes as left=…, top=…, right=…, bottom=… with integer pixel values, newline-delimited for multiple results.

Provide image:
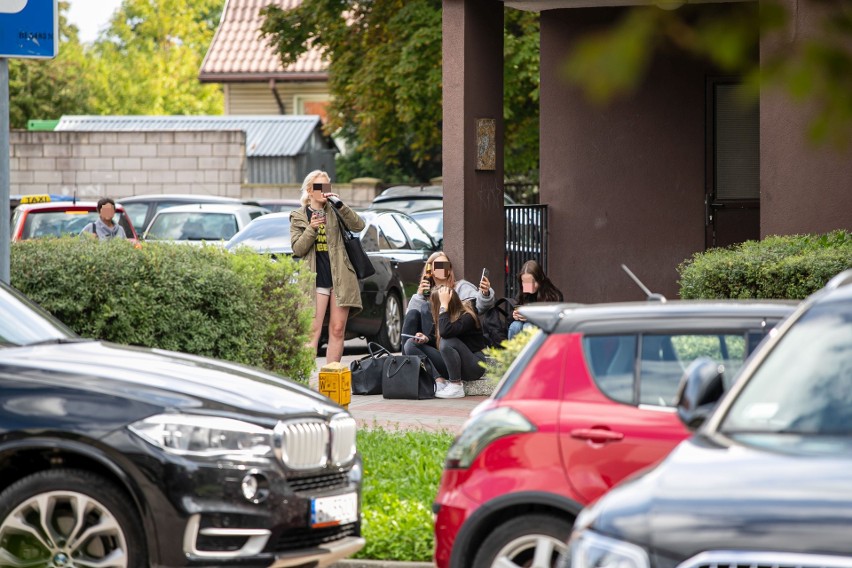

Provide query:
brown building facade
left=444, top=0, right=852, bottom=302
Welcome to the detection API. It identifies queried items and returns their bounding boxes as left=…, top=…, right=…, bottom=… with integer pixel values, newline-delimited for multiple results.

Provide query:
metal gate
left=504, top=204, right=548, bottom=299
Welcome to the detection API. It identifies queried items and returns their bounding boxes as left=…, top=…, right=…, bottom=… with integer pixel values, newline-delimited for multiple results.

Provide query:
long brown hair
left=429, top=286, right=480, bottom=346
left=515, top=259, right=564, bottom=304
left=421, top=251, right=456, bottom=289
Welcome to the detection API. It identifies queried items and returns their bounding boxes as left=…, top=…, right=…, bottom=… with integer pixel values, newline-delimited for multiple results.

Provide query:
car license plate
left=311, top=492, right=358, bottom=528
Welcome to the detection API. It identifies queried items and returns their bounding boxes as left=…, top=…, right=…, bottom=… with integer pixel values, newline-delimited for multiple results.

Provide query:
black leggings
left=403, top=339, right=448, bottom=380
left=439, top=337, right=485, bottom=382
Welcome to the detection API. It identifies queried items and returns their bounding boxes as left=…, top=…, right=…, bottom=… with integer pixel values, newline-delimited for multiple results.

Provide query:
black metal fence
left=504, top=204, right=548, bottom=299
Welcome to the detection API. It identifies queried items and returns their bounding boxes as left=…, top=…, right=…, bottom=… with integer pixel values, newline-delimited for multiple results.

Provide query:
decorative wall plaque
left=475, top=118, right=496, bottom=171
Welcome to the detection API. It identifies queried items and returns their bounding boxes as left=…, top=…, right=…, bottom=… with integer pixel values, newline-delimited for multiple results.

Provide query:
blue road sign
left=0, top=0, right=58, bottom=59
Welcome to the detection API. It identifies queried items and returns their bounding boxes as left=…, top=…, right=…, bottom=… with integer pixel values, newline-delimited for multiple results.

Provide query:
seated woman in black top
left=430, top=285, right=487, bottom=399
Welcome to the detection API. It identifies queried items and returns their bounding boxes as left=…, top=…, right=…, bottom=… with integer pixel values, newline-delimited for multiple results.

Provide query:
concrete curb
left=332, top=560, right=434, bottom=568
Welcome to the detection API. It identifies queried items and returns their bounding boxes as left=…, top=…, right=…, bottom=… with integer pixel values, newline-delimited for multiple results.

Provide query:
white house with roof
left=199, top=0, right=330, bottom=120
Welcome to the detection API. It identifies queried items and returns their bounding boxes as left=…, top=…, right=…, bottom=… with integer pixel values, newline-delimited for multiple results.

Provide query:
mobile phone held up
left=481, top=268, right=489, bottom=282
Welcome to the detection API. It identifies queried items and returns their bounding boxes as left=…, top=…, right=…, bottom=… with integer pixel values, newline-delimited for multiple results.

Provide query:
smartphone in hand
left=481, top=268, right=489, bottom=281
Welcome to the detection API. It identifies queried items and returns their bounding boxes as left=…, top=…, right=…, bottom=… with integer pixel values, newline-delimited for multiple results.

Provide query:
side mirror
left=676, top=357, right=725, bottom=431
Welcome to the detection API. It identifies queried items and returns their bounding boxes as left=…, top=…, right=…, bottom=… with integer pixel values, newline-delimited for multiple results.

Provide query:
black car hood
left=0, top=341, right=340, bottom=421
left=594, top=434, right=852, bottom=558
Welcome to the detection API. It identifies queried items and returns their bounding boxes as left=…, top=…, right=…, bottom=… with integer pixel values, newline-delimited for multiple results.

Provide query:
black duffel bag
left=382, top=355, right=435, bottom=400
left=350, top=342, right=391, bottom=395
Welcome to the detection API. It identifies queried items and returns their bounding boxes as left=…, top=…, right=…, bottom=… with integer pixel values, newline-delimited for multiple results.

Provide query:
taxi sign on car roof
left=19, top=194, right=53, bottom=204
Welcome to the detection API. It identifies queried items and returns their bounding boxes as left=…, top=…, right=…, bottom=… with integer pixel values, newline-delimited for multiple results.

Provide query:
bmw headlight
left=130, top=414, right=273, bottom=458
left=445, top=406, right=536, bottom=469
left=567, top=530, right=649, bottom=568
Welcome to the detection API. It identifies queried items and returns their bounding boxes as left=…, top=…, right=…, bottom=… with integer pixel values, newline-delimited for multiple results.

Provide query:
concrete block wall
left=11, top=130, right=246, bottom=200
left=240, top=177, right=385, bottom=208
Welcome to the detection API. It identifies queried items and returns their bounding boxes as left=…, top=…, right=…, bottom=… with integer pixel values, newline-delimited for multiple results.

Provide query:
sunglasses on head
left=313, top=183, right=332, bottom=192
left=433, top=261, right=451, bottom=270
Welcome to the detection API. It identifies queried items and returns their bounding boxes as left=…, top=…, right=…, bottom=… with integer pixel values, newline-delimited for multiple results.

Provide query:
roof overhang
left=199, top=72, right=330, bottom=84
left=503, top=0, right=749, bottom=11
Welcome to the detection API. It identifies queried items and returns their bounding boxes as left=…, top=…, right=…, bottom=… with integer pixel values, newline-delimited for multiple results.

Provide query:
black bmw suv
left=564, top=269, right=852, bottom=568
left=0, top=282, right=363, bottom=567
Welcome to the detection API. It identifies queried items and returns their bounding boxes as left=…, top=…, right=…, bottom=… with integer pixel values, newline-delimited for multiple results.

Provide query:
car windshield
left=227, top=216, right=291, bottom=252
left=721, top=301, right=852, bottom=438
left=21, top=211, right=127, bottom=239
left=146, top=212, right=239, bottom=241
left=0, top=284, right=75, bottom=346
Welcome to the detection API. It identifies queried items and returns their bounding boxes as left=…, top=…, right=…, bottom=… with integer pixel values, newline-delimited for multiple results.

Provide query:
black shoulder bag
left=329, top=205, right=376, bottom=280
left=350, top=342, right=391, bottom=395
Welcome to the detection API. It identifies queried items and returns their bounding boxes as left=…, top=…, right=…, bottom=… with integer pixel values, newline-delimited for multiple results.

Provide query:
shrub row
left=10, top=238, right=315, bottom=382
left=678, top=230, right=852, bottom=299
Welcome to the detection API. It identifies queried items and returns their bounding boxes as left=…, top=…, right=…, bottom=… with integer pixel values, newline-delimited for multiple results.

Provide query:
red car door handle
left=570, top=429, right=625, bottom=444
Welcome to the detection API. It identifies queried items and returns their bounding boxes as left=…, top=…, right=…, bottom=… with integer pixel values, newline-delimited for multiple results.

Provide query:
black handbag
left=330, top=205, right=376, bottom=280
left=382, top=355, right=435, bottom=400
left=350, top=342, right=391, bottom=395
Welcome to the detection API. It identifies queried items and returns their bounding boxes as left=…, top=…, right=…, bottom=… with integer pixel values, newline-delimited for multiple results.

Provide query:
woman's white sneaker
left=436, top=382, right=465, bottom=399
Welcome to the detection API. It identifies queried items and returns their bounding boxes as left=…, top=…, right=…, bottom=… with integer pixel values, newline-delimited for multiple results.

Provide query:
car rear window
left=584, top=333, right=751, bottom=407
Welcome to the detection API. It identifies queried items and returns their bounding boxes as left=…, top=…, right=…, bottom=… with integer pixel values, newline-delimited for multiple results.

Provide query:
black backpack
left=479, top=297, right=514, bottom=349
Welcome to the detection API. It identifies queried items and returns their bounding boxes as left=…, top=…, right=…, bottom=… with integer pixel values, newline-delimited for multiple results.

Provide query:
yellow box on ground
left=318, top=362, right=351, bottom=409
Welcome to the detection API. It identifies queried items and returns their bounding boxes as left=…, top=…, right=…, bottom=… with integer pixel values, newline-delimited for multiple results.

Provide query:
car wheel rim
left=0, top=490, right=129, bottom=567
left=492, top=533, right=566, bottom=568
left=386, top=295, right=401, bottom=349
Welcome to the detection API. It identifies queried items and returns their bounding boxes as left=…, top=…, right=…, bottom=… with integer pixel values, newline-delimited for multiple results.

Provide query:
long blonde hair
left=299, top=170, right=330, bottom=206
left=422, top=251, right=456, bottom=289
left=429, top=286, right=480, bottom=347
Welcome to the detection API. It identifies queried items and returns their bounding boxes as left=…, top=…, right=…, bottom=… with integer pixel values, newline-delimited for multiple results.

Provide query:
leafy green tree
left=562, top=0, right=852, bottom=145
left=261, top=2, right=541, bottom=185
left=8, top=1, right=96, bottom=128
left=88, top=0, right=224, bottom=115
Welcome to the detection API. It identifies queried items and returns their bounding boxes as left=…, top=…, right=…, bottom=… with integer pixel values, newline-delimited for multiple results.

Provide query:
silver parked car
left=143, top=203, right=269, bottom=244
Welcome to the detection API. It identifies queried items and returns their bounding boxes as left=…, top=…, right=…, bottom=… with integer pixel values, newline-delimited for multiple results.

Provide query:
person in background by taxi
left=80, top=197, right=127, bottom=240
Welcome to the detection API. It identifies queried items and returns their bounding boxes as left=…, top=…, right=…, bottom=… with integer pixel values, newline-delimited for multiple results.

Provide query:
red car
left=433, top=300, right=795, bottom=568
left=10, top=199, right=138, bottom=241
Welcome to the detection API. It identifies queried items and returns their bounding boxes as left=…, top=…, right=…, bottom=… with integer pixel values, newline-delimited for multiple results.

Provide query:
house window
left=295, top=95, right=330, bottom=124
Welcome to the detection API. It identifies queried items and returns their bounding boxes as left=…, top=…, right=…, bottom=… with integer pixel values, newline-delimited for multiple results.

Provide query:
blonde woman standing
left=290, top=170, right=366, bottom=363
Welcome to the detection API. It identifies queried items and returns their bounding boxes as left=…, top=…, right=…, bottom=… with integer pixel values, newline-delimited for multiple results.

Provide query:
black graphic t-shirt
left=308, top=206, right=332, bottom=288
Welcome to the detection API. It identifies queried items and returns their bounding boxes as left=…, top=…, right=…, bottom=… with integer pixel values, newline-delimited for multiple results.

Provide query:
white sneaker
left=436, top=382, right=465, bottom=399
left=435, top=381, right=449, bottom=393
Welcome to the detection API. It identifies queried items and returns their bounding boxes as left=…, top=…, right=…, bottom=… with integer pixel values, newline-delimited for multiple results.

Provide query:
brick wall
left=11, top=130, right=246, bottom=200
left=11, top=131, right=385, bottom=207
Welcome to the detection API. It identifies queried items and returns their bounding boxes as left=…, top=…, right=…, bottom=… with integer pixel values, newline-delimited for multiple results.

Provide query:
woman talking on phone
left=290, top=170, right=366, bottom=364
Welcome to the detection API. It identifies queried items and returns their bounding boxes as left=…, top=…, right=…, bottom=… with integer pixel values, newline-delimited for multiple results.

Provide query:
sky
left=66, top=0, right=125, bottom=44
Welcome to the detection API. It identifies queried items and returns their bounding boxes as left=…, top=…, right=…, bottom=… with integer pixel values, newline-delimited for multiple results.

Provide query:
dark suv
left=433, top=299, right=794, bottom=568
left=565, top=271, right=852, bottom=568
left=0, top=282, right=363, bottom=567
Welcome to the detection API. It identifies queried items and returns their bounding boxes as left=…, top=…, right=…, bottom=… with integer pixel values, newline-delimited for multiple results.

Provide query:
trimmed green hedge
left=11, top=238, right=315, bottom=382
left=678, top=230, right=852, bottom=300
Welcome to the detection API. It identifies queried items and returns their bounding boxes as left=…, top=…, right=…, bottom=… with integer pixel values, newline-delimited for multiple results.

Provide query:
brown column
left=760, top=0, right=852, bottom=237
left=442, top=0, right=505, bottom=295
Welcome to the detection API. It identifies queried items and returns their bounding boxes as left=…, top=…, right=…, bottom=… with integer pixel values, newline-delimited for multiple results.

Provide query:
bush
left=356, top=428, right=455, bottom=561
left=481, top=326, right=538, bottom=381
left=678, top=230, right=852, bottom=300
left=10, top=238, right=315, bottom=382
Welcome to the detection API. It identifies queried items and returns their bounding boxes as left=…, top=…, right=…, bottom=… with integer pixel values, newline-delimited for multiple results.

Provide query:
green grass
left=356, top=427, right=456, bottom=561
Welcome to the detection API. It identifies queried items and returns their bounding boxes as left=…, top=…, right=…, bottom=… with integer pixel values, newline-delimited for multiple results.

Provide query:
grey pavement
left=311, top=339, right=492, bottom=433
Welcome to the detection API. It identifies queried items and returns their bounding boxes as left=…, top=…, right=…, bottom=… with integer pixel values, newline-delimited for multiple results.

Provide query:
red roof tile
left=200, top=0, right=328, bottom=82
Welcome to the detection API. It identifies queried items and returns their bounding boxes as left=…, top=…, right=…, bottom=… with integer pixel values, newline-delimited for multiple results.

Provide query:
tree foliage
left=87, top=0, right=224, bottom=115
left=261, top=1, right=540, bottom=184
left=8, top=1, right=96, bottom=128
left=562, top=0, right=852, bottom=145
left=8, top=0, right=223, bottom=128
